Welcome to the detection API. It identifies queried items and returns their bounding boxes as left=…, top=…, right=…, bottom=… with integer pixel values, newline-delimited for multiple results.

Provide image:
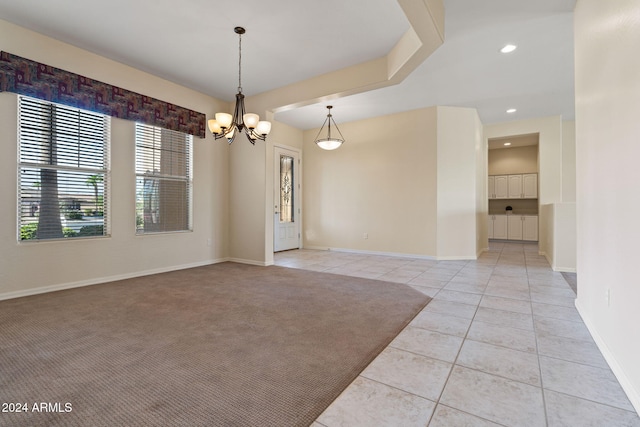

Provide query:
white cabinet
left=522, top=174, right=538, bottom=199
left=522, top=215, right=539, bottom=241
left=493, top=175, right=509, bottom=199
left=488, top=173, right=537, bottom=199
left=508, top=175, right=523, bottom=199
left=488, top=215, right=508, bottom=239
left=507, top=215, right=524, bottom=240
left=490, top=214, right=538, bottom=241
left=488, top=176, right=494, bottom=199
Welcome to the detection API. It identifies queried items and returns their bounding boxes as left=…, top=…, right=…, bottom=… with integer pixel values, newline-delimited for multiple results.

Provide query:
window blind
left=18, top=96, right=110, bottom=241
left=135, top=123, right=192, bottom=234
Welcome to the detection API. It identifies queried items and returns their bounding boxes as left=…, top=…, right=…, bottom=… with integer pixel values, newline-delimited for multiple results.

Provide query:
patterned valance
left=0, top=51, right=206, bottom=138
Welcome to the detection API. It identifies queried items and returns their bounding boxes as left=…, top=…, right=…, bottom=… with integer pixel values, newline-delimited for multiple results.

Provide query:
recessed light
left=500, top=44, right=517, bottom=53
left=506, top=108, right=517, bottom=113
left=504, top=142, right=512, bottom=146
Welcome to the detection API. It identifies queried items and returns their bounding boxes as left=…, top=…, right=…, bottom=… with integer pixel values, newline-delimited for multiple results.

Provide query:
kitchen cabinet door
left=488, top=216, right=494, bottom=238
left=488, top=176, right=495, bottom=199
left=493, top=215, right=508, bottom=239
left=523, top=215, right=539, bottom=241
left=523, top=174, right=538, bottom=199
left=508, top=174, right=523, bottom=198
left=494, top=175, right=509, bottom=199
left=507, top=215, right=523, bottom=240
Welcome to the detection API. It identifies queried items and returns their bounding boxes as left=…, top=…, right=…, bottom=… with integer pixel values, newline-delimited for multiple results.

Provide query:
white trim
left=553, top=266, right=577, bottom=273
left=0, top=258, right=229, bottom=301
left=304, top=246, right=477, bottom=261
left=575, top=299, right=640, bottom=415
left=437, top=255, right=478, bottom=261
left=304, top=245, right=437, bottom=260
left=273, top=144, right=303, bottom=253
left=477, top=247, right=490, bottom=258
left=540, top=250, right=553, bottom=266
left=228, top=257, right=273, bottom=267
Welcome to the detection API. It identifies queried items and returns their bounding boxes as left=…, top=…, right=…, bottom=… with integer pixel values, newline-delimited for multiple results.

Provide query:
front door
left=274, top=146, right=301, bottom=252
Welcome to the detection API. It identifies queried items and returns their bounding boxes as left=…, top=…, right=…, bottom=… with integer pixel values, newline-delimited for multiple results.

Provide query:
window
left=18, top=96, right=110, bottom=241
left=135, top=124, right=192, bottom=234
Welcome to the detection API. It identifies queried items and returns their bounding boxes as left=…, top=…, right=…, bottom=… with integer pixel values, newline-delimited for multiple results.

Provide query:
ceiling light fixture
left=504, top=142, right=512, bottom=146
left=500, top=44, right=517, bottom=53
left=506, top=108, right=517, bottom=113
left=314, top=106, right=345, bottom=150
left=208, top=27, right=271, bottom=144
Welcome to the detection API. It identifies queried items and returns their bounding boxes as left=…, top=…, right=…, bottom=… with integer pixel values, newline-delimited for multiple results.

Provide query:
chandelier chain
left=238, top=32, right=242, bottom=93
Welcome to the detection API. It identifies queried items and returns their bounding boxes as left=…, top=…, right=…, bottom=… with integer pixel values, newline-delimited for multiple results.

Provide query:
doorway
left=487, top=133, right=540, bottom=242
left=274, top=145, right=301, bottom=252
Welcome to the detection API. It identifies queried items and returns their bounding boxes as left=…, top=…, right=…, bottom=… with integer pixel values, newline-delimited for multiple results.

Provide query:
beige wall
left=437, top=106, right=483, bottom=259
left=476, top=115, right=489, bottom=254
left=0, top=20, right=230, bottom=298
left=303, top=107, right=438, bottom=256
left=562, top=121, right=576, bottom=202
left=227, top=118, right=303, bottom=266
left=488, top=145, right=539, bottom=175
left=552, top=202, right=576, bottom=272
left=575, top=0, right=640, bottom=412
left=301, top=106, right=483, bottom=259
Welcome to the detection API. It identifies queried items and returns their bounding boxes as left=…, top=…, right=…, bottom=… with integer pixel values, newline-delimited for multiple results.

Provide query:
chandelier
left=208, top=27, right=271, bottom=144
left=314, top=105, right=345, bottom=150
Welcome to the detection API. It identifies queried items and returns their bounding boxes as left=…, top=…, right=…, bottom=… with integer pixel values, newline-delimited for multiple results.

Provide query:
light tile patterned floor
left=274, top=242, right=640, bottom=427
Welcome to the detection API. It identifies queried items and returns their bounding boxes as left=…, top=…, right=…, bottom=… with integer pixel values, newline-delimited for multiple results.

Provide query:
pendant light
left=208, top=27, right=271, bottom=144
left=314, top=105, right=345, bottom=150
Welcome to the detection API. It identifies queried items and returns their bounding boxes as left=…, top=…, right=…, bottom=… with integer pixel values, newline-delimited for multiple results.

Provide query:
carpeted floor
left=0, top=262, right=430, bottom=426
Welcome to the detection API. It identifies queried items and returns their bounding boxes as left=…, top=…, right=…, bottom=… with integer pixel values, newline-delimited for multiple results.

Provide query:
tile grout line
left=527, top=251, right=551, bottom=427
left=423, top=256, right=494, bottom=426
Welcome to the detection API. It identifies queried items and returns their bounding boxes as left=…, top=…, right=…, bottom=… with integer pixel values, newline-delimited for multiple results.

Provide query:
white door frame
left=273, top=144, right=302, bottom=252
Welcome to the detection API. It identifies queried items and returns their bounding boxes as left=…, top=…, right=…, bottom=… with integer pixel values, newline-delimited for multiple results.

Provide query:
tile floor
left=274, top=242, right=640, bottom=427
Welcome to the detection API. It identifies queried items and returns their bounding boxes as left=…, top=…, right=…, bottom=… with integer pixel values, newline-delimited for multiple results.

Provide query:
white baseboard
left=227, top=257, right=273, bottom=267
left=539, top=250, right=552, bottom=266
left=477, top=247, right=490, bottom=258
left=304, top=246, right=437, bottom=260
left=0, top=258, right=229, bottom=301
left=553, top=266, right=577, bottom=273
left=575, top=300, right=640, bottom=415
left=303, top=245, right=480, bottom=261
left=437, top=255, right=478, bottom=261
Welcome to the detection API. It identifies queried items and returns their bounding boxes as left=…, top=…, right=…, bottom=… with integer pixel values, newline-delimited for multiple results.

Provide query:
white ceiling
left=0, top=0, right=576, bottom=131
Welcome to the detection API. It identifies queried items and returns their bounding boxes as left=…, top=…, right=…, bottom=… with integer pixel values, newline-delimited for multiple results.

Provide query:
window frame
left=134, top=123, right=193, bottom=235
left=17, top=96, right=111, bottom=242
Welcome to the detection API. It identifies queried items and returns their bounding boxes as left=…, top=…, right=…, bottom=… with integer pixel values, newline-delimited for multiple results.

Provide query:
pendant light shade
left=314, top=105, right=345, bottom=150
left=208, top=27, right=271, bottom=144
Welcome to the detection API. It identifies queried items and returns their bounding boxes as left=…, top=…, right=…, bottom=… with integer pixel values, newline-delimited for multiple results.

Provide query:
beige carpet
left=0, top=262, right=430, bottom=426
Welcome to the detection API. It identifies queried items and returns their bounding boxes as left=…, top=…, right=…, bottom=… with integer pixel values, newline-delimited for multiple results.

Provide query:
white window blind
left=18, top=96, right=110, bottom=241
left=135, top=123, right=192, bottom=234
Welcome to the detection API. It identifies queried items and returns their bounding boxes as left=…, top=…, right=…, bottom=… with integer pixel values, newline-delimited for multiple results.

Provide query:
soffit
left=0, top=0, right=577, bottom=130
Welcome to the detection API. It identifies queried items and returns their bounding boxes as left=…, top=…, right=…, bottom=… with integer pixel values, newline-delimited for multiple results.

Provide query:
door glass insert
left=279, top=155, right=294, bottom=223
